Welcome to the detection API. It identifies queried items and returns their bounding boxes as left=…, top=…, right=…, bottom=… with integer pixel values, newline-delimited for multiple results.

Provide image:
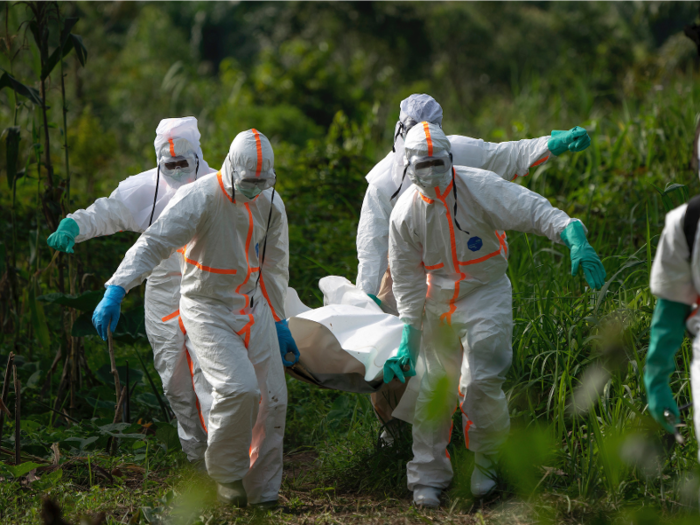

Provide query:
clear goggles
left=160, top=153, right=198, bottom=180
left=234, top=172, right=276, bottom=193
left=407, top=153, right=453, bottom=188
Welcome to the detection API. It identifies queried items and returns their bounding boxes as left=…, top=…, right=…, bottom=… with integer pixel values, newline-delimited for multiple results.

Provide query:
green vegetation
left=2, top=2, right=700, bottom=523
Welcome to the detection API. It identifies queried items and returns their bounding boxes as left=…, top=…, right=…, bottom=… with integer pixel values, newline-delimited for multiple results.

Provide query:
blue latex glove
left=384, top=324, right=421, bottom=383
left=92, top=285, right=126, bottom=341
left=47, top=218, right=80, bottom=254
left=368, top=294, right=381, bottom=307
left=548, top=126, right=591, bottom=156
left=560, top=221, right=606, bottom=290
left=644, top=298, right=689, bottom=433
left=275, top=319, right=300, bottom=367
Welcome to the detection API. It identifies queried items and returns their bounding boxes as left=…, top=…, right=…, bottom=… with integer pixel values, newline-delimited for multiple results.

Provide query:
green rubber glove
left=560, top=221, right=606, bottom=290
left=47, top=218, right=80, bottom=254
left=548, top=126, right=591, bottom=156
left=383, top=324, right=420, bottom=383
left=368, top=294, right=381, bottom=307
left=644, top=298, right=689, bottom=434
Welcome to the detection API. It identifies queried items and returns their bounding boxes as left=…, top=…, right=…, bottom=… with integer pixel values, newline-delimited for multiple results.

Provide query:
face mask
left=235, top=180, right=266, bottom=199
left=160, top=154, right=197, bottom=182
left=406, top=153, right=452, bottom=190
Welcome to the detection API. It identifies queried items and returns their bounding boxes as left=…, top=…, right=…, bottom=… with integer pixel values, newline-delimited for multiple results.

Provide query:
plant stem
left=0, top=353, right=15, bottom=448
left=13, top=363, right=20, bottom=465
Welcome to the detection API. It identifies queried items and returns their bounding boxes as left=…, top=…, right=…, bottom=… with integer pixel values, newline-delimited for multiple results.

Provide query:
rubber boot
left=471, top=453, right=497, bottom=498
left=217, top=480, right=247, bottom=507
left=413, top=485, right=441, bottom=508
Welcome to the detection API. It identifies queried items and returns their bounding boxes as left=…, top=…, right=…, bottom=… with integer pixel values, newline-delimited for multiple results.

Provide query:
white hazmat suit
left=389, top=122, right=580, bottom=493
left=67, top=117, right=215, bottom=462
left=357, top=94, right=553, bottom=302
left=105, top=129, right=289, bottom=505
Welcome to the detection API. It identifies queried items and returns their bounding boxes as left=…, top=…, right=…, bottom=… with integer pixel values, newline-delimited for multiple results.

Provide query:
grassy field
left=2, top=74, right=700, bottom=525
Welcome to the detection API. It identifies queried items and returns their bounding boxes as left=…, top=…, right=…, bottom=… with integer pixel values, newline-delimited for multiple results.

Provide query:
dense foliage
left=2, top=2, right=700, bottom=523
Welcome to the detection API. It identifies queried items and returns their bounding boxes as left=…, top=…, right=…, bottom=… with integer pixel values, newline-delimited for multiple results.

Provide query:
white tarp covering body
left=285, top=276, right=421, bottom=423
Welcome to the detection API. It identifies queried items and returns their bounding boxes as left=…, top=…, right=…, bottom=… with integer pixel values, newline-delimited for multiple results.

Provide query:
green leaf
left=37, top=290, right=104, bottom=311
left=1, top=462, right=43, bottom=479
left=0, top=71, right=43, bottom=106
left=155, top=424, right=181, bottom=453
left=69, top=34, right=88, bottom=67
left=5, top=126, right=20, bottom=190
left=28, top=277, right=50, bottom=350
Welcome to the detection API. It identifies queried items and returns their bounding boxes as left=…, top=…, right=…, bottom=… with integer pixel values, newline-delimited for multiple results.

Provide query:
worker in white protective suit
left=357, top=93, right=590, bottom=310
left=645, top=129, right=700, bottom=456
left=46, top=117, right=215, bottom=464
left=387, top=122, right=605, bottom=507
left=91, top=129, right=297, bottom=508
left=358, top=93, right=591, bottom=430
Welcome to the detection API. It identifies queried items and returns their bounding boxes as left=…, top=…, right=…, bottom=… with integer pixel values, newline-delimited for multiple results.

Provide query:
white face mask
left=406, top=153, right=453, bottom=190
left=160, top=153, right=197, bottom=182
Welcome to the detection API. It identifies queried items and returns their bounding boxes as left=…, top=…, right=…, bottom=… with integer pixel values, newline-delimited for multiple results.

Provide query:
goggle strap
left=149, top=164, right=161, bottom=227
left=390, top=164, right=409, bottom=201
left=195, top=154, right=199, bottom=181
left=451, top=167, right=469, bottom=235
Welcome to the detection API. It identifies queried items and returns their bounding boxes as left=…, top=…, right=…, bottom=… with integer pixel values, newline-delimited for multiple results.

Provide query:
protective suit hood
left=154, top=117, right=205, bottom=188
left=404, top=122, right=452, bottom=196
left=222, top=129, right=276, bottom=201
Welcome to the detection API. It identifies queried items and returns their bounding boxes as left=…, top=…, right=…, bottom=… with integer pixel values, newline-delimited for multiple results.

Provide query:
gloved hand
left=47, top=218, right=80, bottom=253
left=548, top=126, right=591, bottom=156
left=644, top=298, right=690, bottom=433
left=92, top=285, right=126, bottom=341
left=368, top=294, right=382, bottom=307
left=275, top=319, right=300, bottom=367
left=384, top=324, right=421, bottom=383
left=560, top=221, right=606, bottom=290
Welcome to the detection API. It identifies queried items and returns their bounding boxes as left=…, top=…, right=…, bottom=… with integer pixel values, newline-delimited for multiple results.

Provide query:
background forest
left=2, top=2, right=700, bottom=524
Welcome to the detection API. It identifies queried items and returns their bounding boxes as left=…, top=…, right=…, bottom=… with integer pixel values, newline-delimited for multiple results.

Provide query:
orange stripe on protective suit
left=419, top=193, right=434, bottom=205
left=234, top=202, right=258, bottom=346
left=162, top=310, right=180, bottom=322
left=259, top=274, right=282, bottom=322
left=252, top=128, right=263, bottom=177
left=430, top=170, right=508, bottom=326
left=217, top=172, right=234, bottom=203
left=422, top=121, right=433, bottom=156
left=178, top=316, right=187, bottom=335
left=424, top=262, right=444, bottom=270
left=168, top=138, right=176, bottom=157
left=512, top=154, right=550, bottom=181
left=181, top=254, right=238, bottom=275
left=184, top=346, right=208, bottom=433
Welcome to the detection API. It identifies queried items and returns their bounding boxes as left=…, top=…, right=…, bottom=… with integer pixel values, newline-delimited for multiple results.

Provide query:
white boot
left=471, top=453, right=497, bottom=498
left=217, top=480, right=247, bottom=507
left=413, top=485, right=441, bottom=508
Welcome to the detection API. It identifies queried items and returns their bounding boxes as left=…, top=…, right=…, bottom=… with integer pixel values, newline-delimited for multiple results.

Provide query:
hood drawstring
left=451, top=166, right=469, bottom=235
left=391, top=164, right=410, bottom=201
left=250, top=184, right=276, bottom=310
left=149, top=164, right=161, bottom=227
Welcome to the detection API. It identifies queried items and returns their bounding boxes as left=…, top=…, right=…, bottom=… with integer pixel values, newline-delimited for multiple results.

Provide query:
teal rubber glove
left=548, top=126, right=591, bottom=156
left=383, top=324, right=421, bottom=383
left=644, top=298, right=689, bottom=433
left=275, top=320, right=300, bottom=367
left=560, top=221, right=606, bottom=290
left=92, top=285, right=126, bottom=341
left=47, top=218, right=80, bottom=254
left=368, top=294, right=381, bottom=307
